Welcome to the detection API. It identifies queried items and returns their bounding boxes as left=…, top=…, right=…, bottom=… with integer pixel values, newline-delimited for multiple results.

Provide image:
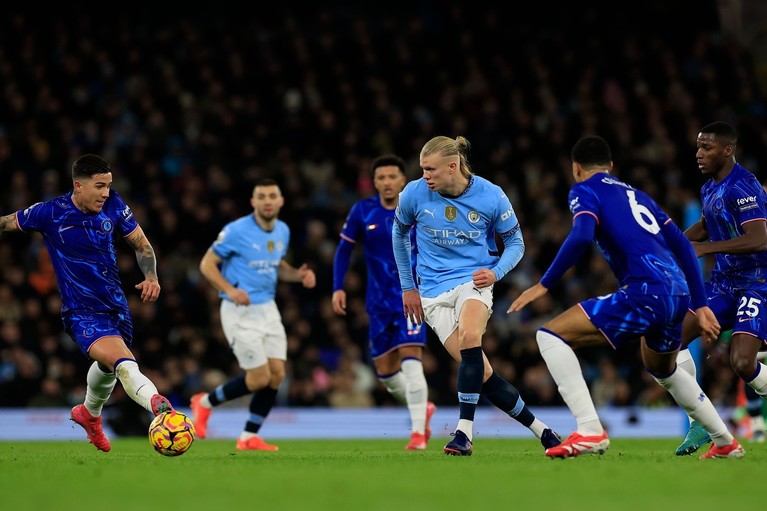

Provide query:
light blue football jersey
left=395, top=175, right=519, bottom=298
left=210, top=214, right=290, bottom=305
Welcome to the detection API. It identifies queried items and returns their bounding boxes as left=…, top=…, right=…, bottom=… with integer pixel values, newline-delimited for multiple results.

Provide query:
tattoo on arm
left=127, top=229, right=158, bottom=280
left=136, top=243, right=158, bottom=280
left=0, top=214, right=17, bottom=239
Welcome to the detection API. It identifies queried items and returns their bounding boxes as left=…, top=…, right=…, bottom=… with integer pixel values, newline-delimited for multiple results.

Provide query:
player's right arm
left=199, top=248, right=250, bottom=305
left=0, top=213, right=20, bottom=239
left=683, top=219, right=708, bottom=242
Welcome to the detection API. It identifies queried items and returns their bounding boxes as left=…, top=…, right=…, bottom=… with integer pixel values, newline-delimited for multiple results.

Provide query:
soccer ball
left=148, top=411, right=196, bottom=456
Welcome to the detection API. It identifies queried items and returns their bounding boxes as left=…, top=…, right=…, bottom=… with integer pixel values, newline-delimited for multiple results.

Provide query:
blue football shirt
left=338, top=195, right=415, bottom=314
left=15, top=190, right=138, bottom=314
left=700, top=162, right=767, bottom=284
left=568, top=174, right=690, bottom=296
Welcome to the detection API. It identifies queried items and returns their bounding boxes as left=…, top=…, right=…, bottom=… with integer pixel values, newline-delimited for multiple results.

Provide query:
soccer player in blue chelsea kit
left=0, top=154, right=174, bottom=452
left=509, top=135, right=743, bottom=459
left=392, top=135, right=561, bottom=456
left=191, top=178, right=316, bottom=451
left=674, top=122, right=767, bottom=455
left=332, top=154, right=436, bottom=451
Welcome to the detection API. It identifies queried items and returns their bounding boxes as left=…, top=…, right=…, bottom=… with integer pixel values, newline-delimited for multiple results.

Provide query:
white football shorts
left=421, top=281, right=494, bottom=344
left=220, top=299, right=287, bottom=369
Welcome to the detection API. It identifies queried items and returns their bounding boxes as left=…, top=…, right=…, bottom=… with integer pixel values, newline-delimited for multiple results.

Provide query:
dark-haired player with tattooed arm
left=0, top=154, right=173, bottom=452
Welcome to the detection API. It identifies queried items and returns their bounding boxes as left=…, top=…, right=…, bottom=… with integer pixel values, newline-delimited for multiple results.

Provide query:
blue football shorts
left=579, top=289, right=688, bottom=353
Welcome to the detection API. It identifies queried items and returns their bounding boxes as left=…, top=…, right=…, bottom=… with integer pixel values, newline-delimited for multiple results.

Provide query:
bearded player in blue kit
left=509, top=135, right=743, bottom=459
left=0, top=154, right=173, bottom=452
left=392, top=135, right=561, bottom=456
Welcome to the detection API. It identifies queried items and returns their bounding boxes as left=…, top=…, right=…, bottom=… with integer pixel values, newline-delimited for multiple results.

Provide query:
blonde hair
left=420, top=136, right=473, bottom=178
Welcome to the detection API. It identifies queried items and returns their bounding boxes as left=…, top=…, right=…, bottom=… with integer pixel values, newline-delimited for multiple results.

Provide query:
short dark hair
left=700, top=121, right=737, bottom=147
left=255, top=178, right=279, bottom=188
left=370, top=154, right=406, bottom=177
left=571, top=136, right=612, bottom=167
left=72, top=154, right=111, bottom=179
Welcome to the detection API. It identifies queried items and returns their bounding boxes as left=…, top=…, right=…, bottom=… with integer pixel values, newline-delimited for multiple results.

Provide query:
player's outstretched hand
left=507, top=283, right=548, bottom=313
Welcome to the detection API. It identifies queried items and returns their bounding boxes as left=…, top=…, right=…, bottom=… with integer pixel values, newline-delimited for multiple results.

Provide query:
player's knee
left=245, top=370, right=270, bottom=391
left=731, top=356, right=756, bottom=379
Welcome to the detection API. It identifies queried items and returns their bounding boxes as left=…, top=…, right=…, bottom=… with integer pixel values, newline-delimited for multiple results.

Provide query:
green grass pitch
left=1, top=438, right=762, bottom=511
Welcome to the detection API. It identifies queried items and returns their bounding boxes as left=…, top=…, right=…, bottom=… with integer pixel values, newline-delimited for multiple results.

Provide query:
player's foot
left=150, top=394, right=173, bottom=416
left=190, top=392, right=211, bottom=439
left=70, top=404, right=111, bottom=452
left=540, top=428, right=562, bottom=449
left=545, top=430, right=609, bottom=458
left=236, top=435, right=279, bottom=451
left=425, top=401, right=436, bottom=442
left=752, top=429, right=765, bottom=443
left=405, top=432, right=428, bottom=451
left=699, top=438, right=745, bottom=459
left=674, top=420, right=711, bottom=456
left=443, top=430, right=472, bottom=456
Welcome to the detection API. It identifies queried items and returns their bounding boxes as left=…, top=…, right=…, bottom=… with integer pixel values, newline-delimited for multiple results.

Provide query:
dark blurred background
left=1, top=1, right=766, bottom=434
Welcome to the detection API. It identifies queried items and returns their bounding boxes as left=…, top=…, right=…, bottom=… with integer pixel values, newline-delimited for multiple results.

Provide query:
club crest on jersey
left=468, top=211, right=480, bottom=223
left=713, top=197, right=724, bottom=212
left=101, top=219, right=113, bottom=233
left=267, top=240, right=275, bottom=253
left=445, top=206, right=457, bottom=221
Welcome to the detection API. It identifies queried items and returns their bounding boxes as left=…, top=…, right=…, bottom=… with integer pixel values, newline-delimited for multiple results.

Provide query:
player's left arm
left=480, top=225, right=523, bottom=288
left=125, top=226, right=161, bottom=302
left=278, top=259, right=316, bottom=288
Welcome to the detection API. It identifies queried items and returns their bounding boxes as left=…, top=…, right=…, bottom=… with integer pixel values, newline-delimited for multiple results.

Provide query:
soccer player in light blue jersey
left=509, top=135, right=743, bottom=459
left=674, top=121, right=767, bottom=455
left=392, top=135, right=561, bottom=456
left=332, top=154, right=435, bottom=451
left=0, top=154, right=174, bottom=452
left=191, top=178, right=316, bottom=451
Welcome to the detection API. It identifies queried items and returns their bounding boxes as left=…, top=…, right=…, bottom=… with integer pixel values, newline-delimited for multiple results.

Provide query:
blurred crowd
left=1, top=3, right=767, bottom=432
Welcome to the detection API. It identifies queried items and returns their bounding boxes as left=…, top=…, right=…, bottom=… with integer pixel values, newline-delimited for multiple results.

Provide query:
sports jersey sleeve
left=211, top=224, right=236, bottom=259
left=15, top=201, right=48, bottom=232
left=659, top=215, right=707, bottom=309
left=110, top=191, right=139, bottom=236
left=540, top=185, right=599, bottom=288
left=393, top=188, right=416, bottom=291
left=728, top=175, right=767, bottom=225
left=490, top=194, right=524, bottom=281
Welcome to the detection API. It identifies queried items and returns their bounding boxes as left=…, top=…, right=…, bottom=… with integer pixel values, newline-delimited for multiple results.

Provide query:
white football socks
left=380, top=371, right=407, bottom=403
left=115, top=359, right=159, bottom=413
left=747, top=362, right=767, bottom=396
left=84, top=361, right=117, bottom=416
left=536, top=329, right=603, bottom=435
left=653, top=367, right=734, bottom=447
left=402, top=359, right=428, bottom=434
left=675, top=348, right=697, bottom=425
